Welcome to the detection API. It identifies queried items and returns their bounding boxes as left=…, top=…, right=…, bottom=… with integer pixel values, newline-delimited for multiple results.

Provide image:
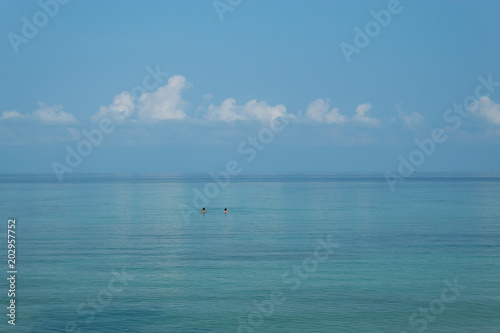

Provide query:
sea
left=0, top=173, right=499, bottom=332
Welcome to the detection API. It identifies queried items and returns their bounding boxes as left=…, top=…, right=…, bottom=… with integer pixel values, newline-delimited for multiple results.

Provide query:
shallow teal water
left=1, top=174, right=499, bottom=332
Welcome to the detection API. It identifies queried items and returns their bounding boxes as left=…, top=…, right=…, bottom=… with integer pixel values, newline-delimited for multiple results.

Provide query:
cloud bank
left=0, top=103, right=79, bottom=125
left=305, top=98, right=346, bottom=124
left=303, top=99, right=380, bottom=126
left=205, top=98, right=288, bottom=123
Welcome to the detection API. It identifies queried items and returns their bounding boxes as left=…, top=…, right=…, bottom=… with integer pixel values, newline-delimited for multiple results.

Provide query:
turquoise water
left=1, top=174, right=499, bottom=332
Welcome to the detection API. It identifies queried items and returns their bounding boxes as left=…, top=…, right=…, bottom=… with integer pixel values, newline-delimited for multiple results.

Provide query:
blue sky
left=1, top=0, right=499, bottom=174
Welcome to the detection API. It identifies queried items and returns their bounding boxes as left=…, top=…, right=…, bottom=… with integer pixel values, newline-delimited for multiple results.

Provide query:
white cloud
left=32, top=103, right=79, bottom=125
left=206, top=98, right=243, bottom=122
left=205, top=98, right=288, bottom=123
left=90, top=75, right=190, bottom=123
left=304, top=100, right=380, bottom=126
left=353, top=103, right=379, bottom=126
left=469, top=96, right=500, bottom=125
left=305, top=98, right=346, bottom=124
left=91, top=91, right=135, bottom=123
left=0, top=110, right=24, bottom=120
left=137, top=75, right=189, bottom=121
left=397, top=106, right=424, bottom=128
left=1, top=104, right=78, bottom=125
left=400, top=111, right=424, bottom=127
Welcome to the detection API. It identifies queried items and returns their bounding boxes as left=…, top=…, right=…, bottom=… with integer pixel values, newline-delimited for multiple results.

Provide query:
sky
left=1, top=0, right=500, bottom=174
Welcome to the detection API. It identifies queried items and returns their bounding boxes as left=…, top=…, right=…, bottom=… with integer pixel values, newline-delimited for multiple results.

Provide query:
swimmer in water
left=201, top=207, right=205, bottom=214
left=224, top=208, right=228, bottom=214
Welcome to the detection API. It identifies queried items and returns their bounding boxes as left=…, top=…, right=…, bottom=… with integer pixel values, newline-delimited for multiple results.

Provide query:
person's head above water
left=224, top=208, right=227, bottom=213
left=201, top=207, right=205, bottom=213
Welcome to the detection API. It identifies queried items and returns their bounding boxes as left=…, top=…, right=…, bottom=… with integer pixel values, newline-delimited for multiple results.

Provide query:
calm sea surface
left=0, top=174, right=499, bottom=332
